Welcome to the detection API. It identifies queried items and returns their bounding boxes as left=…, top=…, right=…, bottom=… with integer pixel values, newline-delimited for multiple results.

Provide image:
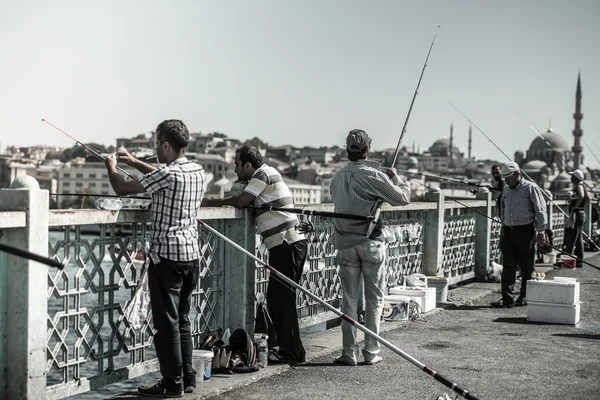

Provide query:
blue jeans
left=338, top=240, right=387, bottom=362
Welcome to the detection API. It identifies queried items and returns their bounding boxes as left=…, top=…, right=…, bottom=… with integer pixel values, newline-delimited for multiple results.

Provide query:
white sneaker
left=364, top=355, right=383, bottom=365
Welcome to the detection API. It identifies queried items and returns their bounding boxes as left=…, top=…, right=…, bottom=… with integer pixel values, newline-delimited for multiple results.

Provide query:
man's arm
left=371, top=168, right=411, bottom=206
left=530, top=186, right=548, bottom=232
left=201, top=192, right=256, bottom=209
left=116, top=149, right=157, bottom=174
left=105, top=155, right=147, bottom=196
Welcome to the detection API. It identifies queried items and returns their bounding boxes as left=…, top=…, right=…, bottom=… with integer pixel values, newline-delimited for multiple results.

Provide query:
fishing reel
left=296, top=221, right=315, bottom=234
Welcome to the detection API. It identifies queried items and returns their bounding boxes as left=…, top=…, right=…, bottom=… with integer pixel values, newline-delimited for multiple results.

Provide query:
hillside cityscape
left=1, top=75, right=597, bottom=208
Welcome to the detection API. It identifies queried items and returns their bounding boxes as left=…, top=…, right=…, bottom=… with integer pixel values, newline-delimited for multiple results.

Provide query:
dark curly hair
left=236, top=145, right=263, bottom=169
left=156, top=119, right=189, bottom=153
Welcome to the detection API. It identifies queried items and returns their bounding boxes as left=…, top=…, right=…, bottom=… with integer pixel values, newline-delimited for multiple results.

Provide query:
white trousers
left=338, top=239, right=387, bottom=361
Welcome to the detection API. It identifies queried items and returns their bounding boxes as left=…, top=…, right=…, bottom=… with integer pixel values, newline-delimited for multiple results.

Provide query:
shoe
left=515, top=297, right=527, bottom=306
left=490, top=300, right=514, bottom=308
left=268, top=349, right=305, bottom=364
left=138, top=381, right=183, bottom=398
left=183, top=376, right=196, bottom=394
left=333, top=355, right=357, bottom=366
left=364, top=355, right=383, bottom=365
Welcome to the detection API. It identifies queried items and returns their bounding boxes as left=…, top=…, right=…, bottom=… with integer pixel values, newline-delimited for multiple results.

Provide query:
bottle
left=94, top=198, right=123, bottom=210
left=257, top=334, right=268, bottom=368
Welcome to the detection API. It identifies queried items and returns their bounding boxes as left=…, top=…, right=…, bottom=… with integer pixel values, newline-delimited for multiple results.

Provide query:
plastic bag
left=122, top=256, right=151, bottom=329
left=404, top=273, right=428, bottom=288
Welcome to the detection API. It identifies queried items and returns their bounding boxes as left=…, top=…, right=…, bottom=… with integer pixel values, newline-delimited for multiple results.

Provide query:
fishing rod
left=582, top=138, right=600, bottom=168
left=397, top=169, right=496, bottom=190
left=50, top=192, right=150, bottom=200
left=371, top=26, right=441, bottom=231
left=411, top=179, right=599, bottom=270
left=198, top=219, right=480, bottom=400
left=247, top=204, right=373, bottom=221
left=41, top=119, right=137, bottom=179
left=450, top=103, right=600, bottom=251
left=510, top=107, right=599, bottom=196
left=0, top=242, right=65, bottom=269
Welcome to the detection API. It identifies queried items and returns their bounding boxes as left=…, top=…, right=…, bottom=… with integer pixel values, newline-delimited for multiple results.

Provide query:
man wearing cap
left=563, top=169, right=589, bottom=267
left=492, top=161, right=547, bottom=308
left=330, top=129, right=411, bottom=365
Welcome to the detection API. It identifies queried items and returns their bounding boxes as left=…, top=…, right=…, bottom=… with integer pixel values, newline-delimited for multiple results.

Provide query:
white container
left=526, top=279, right=580, bottom=305
left=192, top=350, right=214, bottom=383
left=386, top=288, right=437, bottom=313
left=527, top=301, right=581, bottom=325
left=426, top=276, right=449, bottom=303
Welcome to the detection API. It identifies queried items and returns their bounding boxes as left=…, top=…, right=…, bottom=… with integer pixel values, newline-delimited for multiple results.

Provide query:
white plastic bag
left=122, top=254, right=152, bottom=329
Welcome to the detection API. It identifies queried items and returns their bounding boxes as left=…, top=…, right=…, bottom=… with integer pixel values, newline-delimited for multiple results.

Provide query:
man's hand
left=105, top=154, right=117, bottom=170
left=537, top=232, right=547, bottom=248
left=116, top=147, right=137, bottom=166
left=385, top=168, right=398, bottom=180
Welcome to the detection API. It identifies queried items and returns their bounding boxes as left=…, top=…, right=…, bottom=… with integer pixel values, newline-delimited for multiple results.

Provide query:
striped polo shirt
left=244, top=164, right=304, bottom=249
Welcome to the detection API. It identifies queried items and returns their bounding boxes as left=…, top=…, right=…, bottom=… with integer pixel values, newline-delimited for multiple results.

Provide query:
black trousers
left=267, top=239, right=308, bottom=362
left=564, top=210, right=586, bottom=267
left=148, top=257, right=200, bottom=391
left=501, top=224, right=535, bottom=303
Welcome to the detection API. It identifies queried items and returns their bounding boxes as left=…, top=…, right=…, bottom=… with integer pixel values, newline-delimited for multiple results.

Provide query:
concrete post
left=0, top=177, right=49, bottom=400
left=474, top=188, right=492, bottom=280
left=423, top=188, right=444, bottom=277
left=222, top=210, right=256, bottom=334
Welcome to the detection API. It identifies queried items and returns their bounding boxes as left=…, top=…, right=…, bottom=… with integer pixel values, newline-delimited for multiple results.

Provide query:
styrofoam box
left=527, top=301, right=581, bottom=325
left=526, top=279, right=580, bottom=304
left=386, top=287, right=437, bottom=313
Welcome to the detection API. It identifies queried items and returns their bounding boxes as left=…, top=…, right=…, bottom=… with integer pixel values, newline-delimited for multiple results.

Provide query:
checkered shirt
left=139, top=157, right=205, bottom=261
left=330, top=160, right=411, bottom=250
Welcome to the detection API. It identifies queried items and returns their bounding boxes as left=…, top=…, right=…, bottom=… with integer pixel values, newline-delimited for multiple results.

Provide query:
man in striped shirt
left=202, top=145, right=308, bottom=364
left=330, top=129, right=411, bottom=366
left=105, top=119, right=205, bottom=397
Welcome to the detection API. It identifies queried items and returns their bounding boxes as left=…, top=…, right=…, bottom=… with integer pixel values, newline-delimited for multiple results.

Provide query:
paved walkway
left=78, top=255, right=600, bottom=400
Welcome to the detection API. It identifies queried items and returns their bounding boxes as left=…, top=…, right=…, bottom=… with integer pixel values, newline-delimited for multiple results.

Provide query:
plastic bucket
left=541, top=251, right=556, bottom=264
left=426, top=276, right=449, bottom=303
left=562, top=256, right=576, bottom=269
left=192, top=350, right=214, bottom=383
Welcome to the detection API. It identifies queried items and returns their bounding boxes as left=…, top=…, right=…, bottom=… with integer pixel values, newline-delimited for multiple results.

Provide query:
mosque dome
left=528, top=129, right=570, bottom=153
left=553, top=171, right=571, bottom=183
left=407, top=156, right=418, bottom=165
left=428, top=137, right=461, bottom=158
left=521, top=160, right=547, bottom=171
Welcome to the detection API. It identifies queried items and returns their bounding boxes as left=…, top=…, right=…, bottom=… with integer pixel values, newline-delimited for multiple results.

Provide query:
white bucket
left=541, top=251, right=557, bottom=264
left=192, top=350, right=214, bottom=383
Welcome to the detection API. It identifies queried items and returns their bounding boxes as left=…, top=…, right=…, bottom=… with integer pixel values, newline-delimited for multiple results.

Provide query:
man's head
left=155, top=119, right=189, bottom=163
left=491, top=164, right=502, bottom=183
left=235, top=145, right=263, bottom=181
left=501, top=161, right=521, bottom=188
left=346, top=129, right=371, bottom=161
left=570, top=169, right=584, bottom=184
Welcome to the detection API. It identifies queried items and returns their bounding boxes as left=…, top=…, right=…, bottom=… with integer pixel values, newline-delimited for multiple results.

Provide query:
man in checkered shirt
left=330, top=129, right=411, bottom=366
left=104, top=119, right=205, bottom=398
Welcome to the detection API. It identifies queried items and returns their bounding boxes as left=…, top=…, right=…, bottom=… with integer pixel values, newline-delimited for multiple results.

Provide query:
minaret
left=572, top=73, right=583, bottom=169
left=449, top=123, right=454, bottom=166
left=468, top=125, right=472, bottom=160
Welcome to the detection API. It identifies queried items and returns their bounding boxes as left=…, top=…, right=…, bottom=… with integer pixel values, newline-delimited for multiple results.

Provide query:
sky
left=1, top=0, right=599, bottom=164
